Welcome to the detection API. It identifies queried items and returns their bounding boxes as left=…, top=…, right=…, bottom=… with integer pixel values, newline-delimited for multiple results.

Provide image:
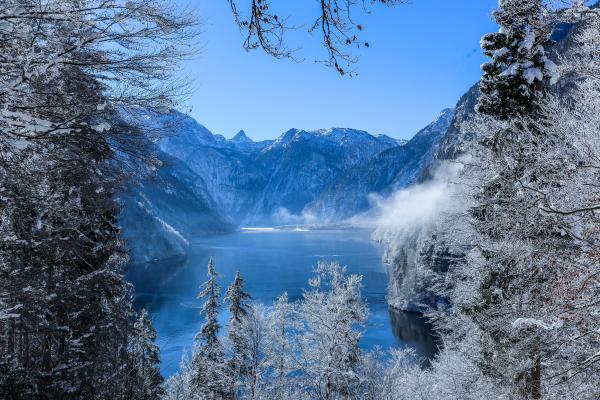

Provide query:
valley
left=120, top=108, right=455, bottom=263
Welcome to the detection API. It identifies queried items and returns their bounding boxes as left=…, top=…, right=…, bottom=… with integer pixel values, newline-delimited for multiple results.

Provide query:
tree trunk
left=531, top=352, right=542, bottom=400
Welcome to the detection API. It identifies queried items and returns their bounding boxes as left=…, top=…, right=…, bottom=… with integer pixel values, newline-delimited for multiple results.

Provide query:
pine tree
left=478, top=0, right=558, bottom=120
left=130, top=309, right=165, bottom=400
left=464, top=2, right=562, bottom=397
left=191, top=258, right=231, bottom=399
left=225, top=270, right=252, bottom=395
left=428, top=4, right=600, bottom=399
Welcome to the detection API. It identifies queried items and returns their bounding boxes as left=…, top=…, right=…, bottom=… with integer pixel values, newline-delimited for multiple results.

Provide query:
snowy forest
left=0, top=0, right=599, bottom=399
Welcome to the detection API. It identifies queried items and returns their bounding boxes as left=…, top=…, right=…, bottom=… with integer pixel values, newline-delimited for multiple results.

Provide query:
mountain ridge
left=119, top=107, right=455, bottom=262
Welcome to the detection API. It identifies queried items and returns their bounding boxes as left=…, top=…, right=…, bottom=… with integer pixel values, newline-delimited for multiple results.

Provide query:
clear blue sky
left=177, top=0, right=499, bottom=141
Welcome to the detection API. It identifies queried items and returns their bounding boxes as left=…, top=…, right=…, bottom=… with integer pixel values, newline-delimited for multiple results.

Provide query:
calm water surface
left=127, top=229, right=438, bottom=377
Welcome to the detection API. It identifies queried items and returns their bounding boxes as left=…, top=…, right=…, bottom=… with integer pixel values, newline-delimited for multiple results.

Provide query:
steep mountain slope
left=119, top=152, right=233, bottom=263
left=253, top=128, right=398, bottom=219
left=154, top=116, right=400, bottom=222
left=168, top=144, right=267, bottom=220
left=306, top=109, right=455, bottom=221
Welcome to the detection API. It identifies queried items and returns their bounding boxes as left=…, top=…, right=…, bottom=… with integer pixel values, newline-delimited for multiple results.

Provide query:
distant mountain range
left=119, top=108, right=454, bottom=262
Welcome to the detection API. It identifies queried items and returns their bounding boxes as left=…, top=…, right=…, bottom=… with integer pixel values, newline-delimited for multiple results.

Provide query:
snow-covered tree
left=191, top=258, right=231, bottom=399
left=294, top=261, right=369, bottom=399
left=164, top=351, right=194, bottom=400
left=130, top=309, right=165, bottom=400
left=356, top=5, right=599, bottom=400
left=562, top=5, right=600, bottom=79
left=237, top=304, right=270, bottom=399
left=422, top=6, right=600, bottom=399
left=263, top=293, right=297, bottom=399
left=446, top=2, right=564, bottom=398
left=225, top=270, right=252, bottom=396
left=0, top=0, right=196, bottom=398
left=478, top=0, right=558, bottom=119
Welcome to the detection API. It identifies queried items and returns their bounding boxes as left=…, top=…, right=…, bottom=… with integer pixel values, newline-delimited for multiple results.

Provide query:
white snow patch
left=521, top=31, right=536, bottom=51
left=91, top=122, right=111, bottom=133
left=524, top=68, right=543, bottom=84
left=512, top=318, right=564, bottom=331
left=154, top=216, right=189, bottom=245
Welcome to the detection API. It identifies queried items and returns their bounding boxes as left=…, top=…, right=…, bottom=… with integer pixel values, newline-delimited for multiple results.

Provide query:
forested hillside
left=0, top=1, right=196, bottom=398
left=373, top=3, right=600, bottom=399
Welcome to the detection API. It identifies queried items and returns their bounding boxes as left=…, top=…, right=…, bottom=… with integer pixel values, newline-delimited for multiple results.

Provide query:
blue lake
left=127, top=228, right=438, bottom=377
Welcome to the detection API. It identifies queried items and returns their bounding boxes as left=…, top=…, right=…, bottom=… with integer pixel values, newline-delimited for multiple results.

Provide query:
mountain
left=305, top=109, right=455, bottom=221
left=118, top=107, right=454, bottom=262
left=232, top=130, right=251, bottom=143
left=155, top=118, right=401, bottom=223
left=252, top=128, right=399, bottom=219
left=228, top=130, right=275, bottom=153
left=119, top=151, right=234, bottom=263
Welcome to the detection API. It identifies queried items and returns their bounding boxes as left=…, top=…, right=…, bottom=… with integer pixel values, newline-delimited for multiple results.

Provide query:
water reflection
left=388, top=308, right=441, bottom=367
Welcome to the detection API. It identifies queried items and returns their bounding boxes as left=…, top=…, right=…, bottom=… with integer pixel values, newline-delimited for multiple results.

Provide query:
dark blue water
left=127, top=228, right=438, bottom=377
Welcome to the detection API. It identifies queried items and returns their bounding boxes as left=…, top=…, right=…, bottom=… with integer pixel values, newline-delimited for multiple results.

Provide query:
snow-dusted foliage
left=0, top=1, right=194, bottom=398
left=478, top=0, right=558, bottom=119
left=443, top=5, right=598, bottom=398
left=225, top=271, right=252, bottom=396
left=429, top=97, right=599, bottom=398
left=190, top=259, right=231, bottom=399
left=164, top=352, right=195, bottom=400
left=165, top=262, right=370, bottom=400
left=360, top=3, right=599, bottom=400
left=261, top=293, right=297, bottom=398
left=392, top=5, right=600, bottom=400
left=131, top=310, right=165, bottom=400
left=293, top=261, right=369, bottom=399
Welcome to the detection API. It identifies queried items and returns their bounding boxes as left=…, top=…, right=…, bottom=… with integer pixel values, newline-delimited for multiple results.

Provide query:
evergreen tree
left=464, top=2, right=561, bottom=397
left=130, top=310, right=165, bottom=400
left=478, top=0, right=558, bottom=120
left=0, top=1, right=195, bottom=398
left=225, top=270, right=252, bottom=395
left=191, top=258, right=231, bottom=399
left=426, top=4, right=599, bottom=399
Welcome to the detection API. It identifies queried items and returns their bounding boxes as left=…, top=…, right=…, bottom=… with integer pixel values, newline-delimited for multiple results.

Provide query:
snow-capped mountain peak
left=231, top=129, right=253, bottom=143
left=413, top=108, right=455, bottom=140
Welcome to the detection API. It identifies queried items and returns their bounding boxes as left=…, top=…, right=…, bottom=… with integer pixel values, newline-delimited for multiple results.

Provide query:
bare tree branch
left=227, top=0, right=407, bottom=76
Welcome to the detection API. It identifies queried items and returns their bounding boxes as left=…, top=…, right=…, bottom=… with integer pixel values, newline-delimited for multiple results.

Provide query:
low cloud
left=348, top=161, right=464, bottom=241
left=272, top=207, right=318, bottom=225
